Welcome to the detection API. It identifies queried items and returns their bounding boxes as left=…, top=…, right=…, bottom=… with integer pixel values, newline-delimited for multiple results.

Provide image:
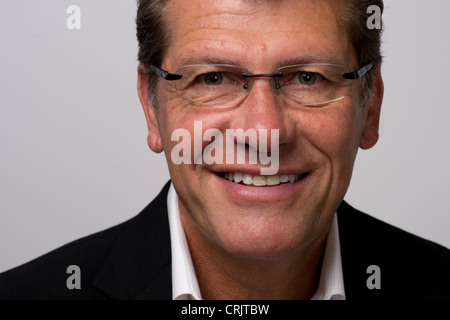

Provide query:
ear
left=359, top=67, right=384, bottom=150
left=137, top=64, right=163, bottom=153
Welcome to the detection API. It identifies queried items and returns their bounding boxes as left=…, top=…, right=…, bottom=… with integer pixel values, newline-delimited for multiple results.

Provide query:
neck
left=179, top=204, right=330, bottom=300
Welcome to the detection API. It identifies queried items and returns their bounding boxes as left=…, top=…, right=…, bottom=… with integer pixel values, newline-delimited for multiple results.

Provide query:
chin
left=213, top=221, right=308, bottom=261
left=223, top=242, right=302, bottom=261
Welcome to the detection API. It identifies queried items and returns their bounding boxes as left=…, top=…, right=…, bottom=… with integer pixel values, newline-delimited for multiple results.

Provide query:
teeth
left=266, top=175, right=280, bottom=186
left=243, top=173, right=253, bottom=185
left=223, top=172, right=302, bottom=186
left=252, top=175, right=267, bottom=186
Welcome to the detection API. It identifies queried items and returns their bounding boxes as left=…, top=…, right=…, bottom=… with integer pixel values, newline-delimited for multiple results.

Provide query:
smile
left=220, top=172, right=304, bottom=187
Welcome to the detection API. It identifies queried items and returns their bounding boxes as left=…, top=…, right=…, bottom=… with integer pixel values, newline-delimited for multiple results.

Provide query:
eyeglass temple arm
left=342, top=62, right=373, bottom=80
left=149, top=64, right=183, bottom=81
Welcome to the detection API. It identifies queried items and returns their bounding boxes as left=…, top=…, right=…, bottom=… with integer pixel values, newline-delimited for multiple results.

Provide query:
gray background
left=1, top=0, right=449, bottom=273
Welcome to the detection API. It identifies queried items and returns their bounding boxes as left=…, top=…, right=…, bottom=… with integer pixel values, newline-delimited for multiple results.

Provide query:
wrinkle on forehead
left=168, top=0, right=343, bottom=31
left=165, top=0, right=353, bottom=70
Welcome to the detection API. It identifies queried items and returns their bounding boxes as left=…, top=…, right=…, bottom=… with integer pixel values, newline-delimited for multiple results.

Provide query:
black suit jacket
left=1, top=181, right=450, bottom=299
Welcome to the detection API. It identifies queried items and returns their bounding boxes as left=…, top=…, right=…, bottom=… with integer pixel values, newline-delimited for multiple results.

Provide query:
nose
left=242, top=73, right=282, bottom=90
left=234, top=77, right=295, bottom=151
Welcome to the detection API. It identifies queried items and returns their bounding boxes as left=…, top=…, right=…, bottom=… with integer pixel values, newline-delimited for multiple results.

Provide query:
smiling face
left=138, top=0, right=382, bottom=260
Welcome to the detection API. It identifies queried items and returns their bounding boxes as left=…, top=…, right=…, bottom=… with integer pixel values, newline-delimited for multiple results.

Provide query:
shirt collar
left=167, top=183, right=345, bottom=300
left=310, top=212, right=346, bottom=300
left=167, top=183, right=202, bottom=300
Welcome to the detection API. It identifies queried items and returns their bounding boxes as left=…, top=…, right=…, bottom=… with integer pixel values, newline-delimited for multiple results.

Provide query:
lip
left=211, top=169, right=308, bottom=203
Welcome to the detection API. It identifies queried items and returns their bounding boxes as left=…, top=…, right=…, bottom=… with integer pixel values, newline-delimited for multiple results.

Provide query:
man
left=1, top=0, right=449, bottom=300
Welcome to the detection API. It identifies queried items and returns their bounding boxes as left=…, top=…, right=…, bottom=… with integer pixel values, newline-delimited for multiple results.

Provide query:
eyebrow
left=176, top=55, right=244, bottom=68
left=175, top=52, right=347, bottom=70
left=278, top=53, right=347, bottom=67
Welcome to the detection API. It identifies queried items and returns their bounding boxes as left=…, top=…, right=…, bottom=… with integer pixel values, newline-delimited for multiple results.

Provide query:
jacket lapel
left=337, top=201, right=390, bottom=299
left=93, top=181, right=173, bottom=299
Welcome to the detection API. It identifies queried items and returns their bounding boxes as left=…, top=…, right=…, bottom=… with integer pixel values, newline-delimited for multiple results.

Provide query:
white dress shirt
left=167, top=183, right=345, bottom=300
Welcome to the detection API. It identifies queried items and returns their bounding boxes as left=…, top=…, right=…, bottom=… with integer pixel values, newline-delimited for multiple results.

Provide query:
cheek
left=300, top=104, right=361, bottom=171
left=157, top=97, right=235, bottom=173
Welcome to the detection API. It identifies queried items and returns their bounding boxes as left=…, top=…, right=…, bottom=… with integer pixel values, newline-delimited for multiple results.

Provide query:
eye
left=297, top=72, right=318, bottom=85
left=203, top=72, right=224, bottom=85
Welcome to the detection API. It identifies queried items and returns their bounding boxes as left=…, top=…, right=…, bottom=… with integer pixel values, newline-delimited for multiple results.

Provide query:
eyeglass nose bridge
left=241, top=73, right=283, bottom=90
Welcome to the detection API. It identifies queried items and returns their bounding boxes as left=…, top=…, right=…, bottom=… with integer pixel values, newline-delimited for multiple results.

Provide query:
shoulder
left=0, top=223, right=123, bottom=299
left=338, top=201, right=450, bottom=299
left=0, top=182, right=172, bottom=300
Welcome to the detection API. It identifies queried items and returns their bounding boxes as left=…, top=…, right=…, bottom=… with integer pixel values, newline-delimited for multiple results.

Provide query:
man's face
left=139, top=0, right=382, bottom=260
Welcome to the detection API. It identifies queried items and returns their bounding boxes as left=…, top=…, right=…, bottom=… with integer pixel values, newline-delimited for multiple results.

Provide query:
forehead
left=164, top=0, right=353, bottom=69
